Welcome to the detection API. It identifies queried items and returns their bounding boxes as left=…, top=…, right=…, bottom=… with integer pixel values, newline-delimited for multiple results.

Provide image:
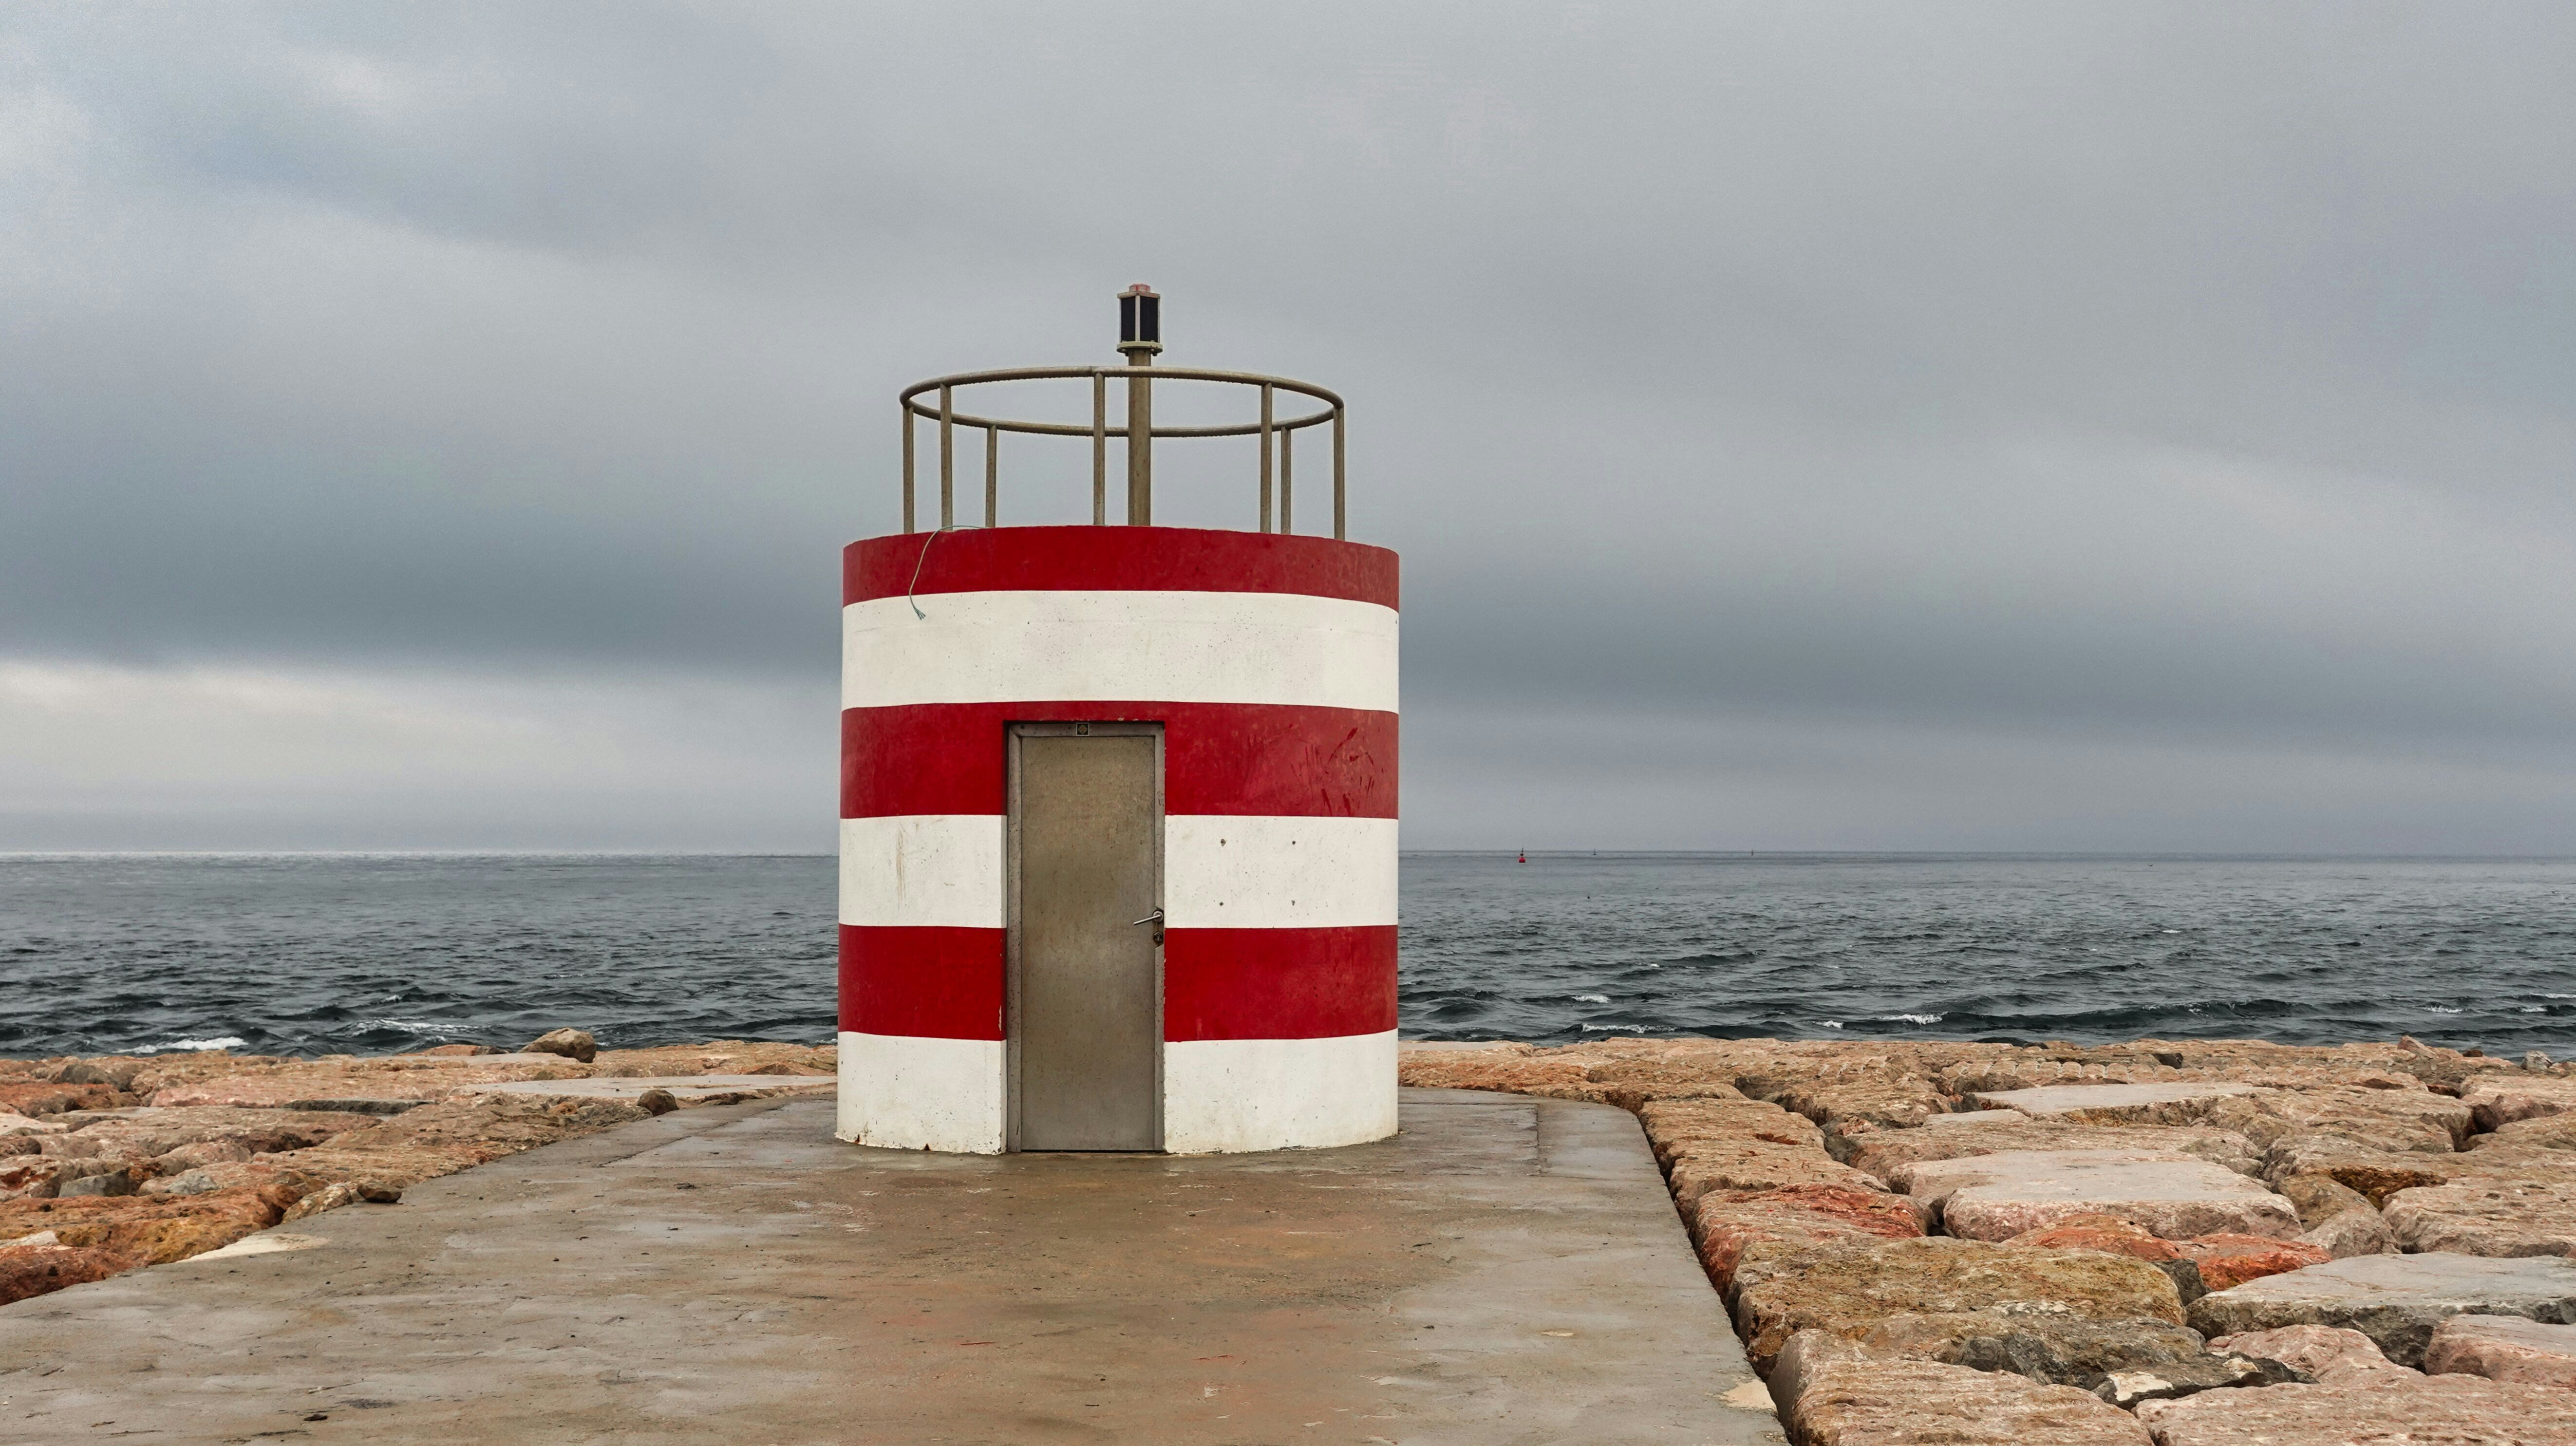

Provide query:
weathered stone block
left=2386, top=1176, right=2576, bottom=1258
left=2463, top=1075, right=2576, bottom=1132
left=1664, top=1139, right=1887, bottom=1211
left=2202, top=1087, right=2471, bottom=1154
left=1787, top=1355, right=2153, bottom=1445
left=2476, top=1113, right=2576, bottom=1153
left=1731, top=1236, right=2183, bottom=1374
left=2206, top=1323, right=2403, bottom=1381
left=1845, top=1121, right=2261, bottom=1183
left=2134, top=1370, right=2576, bottom=1445
left=2424, top=1314, right=2576, bottom=1387
left=1971, top=1083, right=2259, bottom=1124
left=2188, top=1252, right=2576, bottom=1366
left=1894, top=1149, right=2302, bottom=1241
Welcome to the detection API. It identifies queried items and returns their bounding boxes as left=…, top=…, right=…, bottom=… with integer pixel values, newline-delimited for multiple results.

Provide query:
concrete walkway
left=1, top=1089, right=1780, bottom=1446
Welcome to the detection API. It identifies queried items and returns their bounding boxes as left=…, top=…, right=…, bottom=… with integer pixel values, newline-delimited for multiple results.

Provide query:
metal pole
left=1091, top=371, right=1107, bottom=525
left=1279, top=428, right=1293, bottom=535
left=1258, top=383, right=1274, bottom=533
left=984, top=424, right=998, bottom=526
left=1332, top=407, right=1346, bottom=541
left=901, top=403, right=916, bottom=534
left=938, top=384, right=955, bottom=529
left=1126, top=366, right=1152, bottom=525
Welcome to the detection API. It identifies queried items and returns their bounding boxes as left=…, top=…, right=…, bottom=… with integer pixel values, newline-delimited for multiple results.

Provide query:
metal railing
left=896, top=365, right=1347, bottom=538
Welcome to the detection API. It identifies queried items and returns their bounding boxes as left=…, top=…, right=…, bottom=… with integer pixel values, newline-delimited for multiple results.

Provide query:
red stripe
left=842, top=703, right=1395, bottom=819
left=839, top=924, right=1396, bottom=1043
left=1163, top=925, right=1398, bottom=1041
left=838, top=925, right=1003, bottom=1039
left=845, top=526, right=1399, bottom=609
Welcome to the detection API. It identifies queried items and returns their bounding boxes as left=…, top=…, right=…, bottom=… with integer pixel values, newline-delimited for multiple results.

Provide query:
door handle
left=1131, top=907, right=1165, bottom=945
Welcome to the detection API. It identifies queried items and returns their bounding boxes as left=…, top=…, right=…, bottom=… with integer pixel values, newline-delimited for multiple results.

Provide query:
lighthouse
left=837, top=288, right=1400, bottom=1154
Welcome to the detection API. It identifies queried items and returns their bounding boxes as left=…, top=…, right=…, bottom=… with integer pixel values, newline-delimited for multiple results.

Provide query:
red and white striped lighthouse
left=838, top=290, right=1398, bottom=1153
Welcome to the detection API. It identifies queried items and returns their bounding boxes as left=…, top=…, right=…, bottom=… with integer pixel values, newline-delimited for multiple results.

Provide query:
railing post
left=1091, top=371, right=1107, bottom=526
left=938, top=383, right=955, bottom=529
left=901, top=401, right=916, bottom=534
left=1279, top=427, right=1293, bottom=535
left=984, top=424, right=998, bottom=526
left=1125, top=368, right=1152, bottom=525
left=1258, top=383, right=1274, bottom=533
left=1332, top=406, right=1346, bottom=541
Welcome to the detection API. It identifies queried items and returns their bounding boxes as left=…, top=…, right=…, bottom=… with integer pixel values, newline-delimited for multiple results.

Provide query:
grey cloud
left=2, top=1, right=2572, bottom=846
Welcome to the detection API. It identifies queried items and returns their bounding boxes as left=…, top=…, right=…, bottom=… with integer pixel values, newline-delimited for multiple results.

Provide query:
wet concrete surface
left=0, top=1088, right=1779, bottom=1445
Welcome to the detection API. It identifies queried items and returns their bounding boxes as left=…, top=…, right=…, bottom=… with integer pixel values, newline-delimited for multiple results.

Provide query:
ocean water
left=4, top=852, right=2573, bottom=1060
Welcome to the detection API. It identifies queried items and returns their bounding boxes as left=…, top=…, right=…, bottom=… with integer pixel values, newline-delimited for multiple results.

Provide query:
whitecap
left=1879, top=1013, right=1944, bottom=1025
left=2426, top=1006, right=2463, bottom=1014
left=1579, top=1023, right=1645, bottom=1033
left=355, top=1018, right=448, bottom=1034
left=1820, top=1020, right=1845, bottom=1030
left=1570, top=994, right=1609, bottom=1004
left=133, top=1035, right=248, bottom=1054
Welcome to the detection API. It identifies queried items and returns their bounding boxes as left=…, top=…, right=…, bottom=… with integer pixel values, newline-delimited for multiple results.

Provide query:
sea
left=4, top=852, right=2574, bottom=1060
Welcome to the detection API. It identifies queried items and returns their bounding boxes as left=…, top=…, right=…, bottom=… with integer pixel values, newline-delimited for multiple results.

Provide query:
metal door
left=1008, top=723, right=1162, bottom=1151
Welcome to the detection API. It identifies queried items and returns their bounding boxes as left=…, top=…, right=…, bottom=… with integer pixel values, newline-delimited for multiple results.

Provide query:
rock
left=1640, top=1097, right=1826, bottom=1156
left=1971, top=1083, right=2261, bottom=1124
left=2275, top=1172, right=2376, bottom=1227
left=49, top=1059, right=144, bottom=1089
left=2425, top=1314, right=2576, bottom=1387
left=1693, top=1185, right=1924, bottom=1297
left=1843, top=1120, right=2262, bottom=1182
left=2462, top=1074, right=2576, bottom=1132
left=0, top=1083, right=126, bottom=1117
left=408, top=1043, right=499, bottom=1056
left=2202, top=1087, right=2471, bottom=1154
left=2181, top=1233, right=2331, bottom=1291
left=268, top=1094, right=651, bottom=1193
left=58, top=1106, right=381, bottom=1159
left=1894, top=1150, right=2302, bottom=1241
left=151, top=1140, right=253, bottom=1171
left=1730, top=1236, right=2184, bottom=1374
left=281, top=1182, right=363, bottom=1221
left=56, top=1169, right=136, bottom=1198
left=0, top=1242, right=132, bottom=1304
left=520, top=1029, right=599, bottom=1064
left=2187, top=1252, right=2576, bottom=1366
left=0, top=1157, right=70, bottom=1201
left=2385, top=1176, right=2576, bottom=1257
left=2475, top=1113, right=2576, bottom=1153
left=1662, top=1138, right=1888, bottom=1211
left=2298, top=1206, right=2395, bottom=1259
left=2263, top=1133, right=2470, bottom=1204
left=2133, top=1370, right=2576, bottom=1444
left=634, top=1088, right=678, bottom=1116
left=1766, top=1328, right=1872, bottom=1414
left=1887, top=1312, right=2294, bottom=1403
left=2207, top=1323, right=2402, bottom=1381
left=2531, top=1052, right=2556, bottom=1073
left=0, top=1110, right=65, bottom=1139
left=1786, top=1355, right=2153, bottom=1445
left=0, top=1185, right=294, bottom=1281
left=1772, top=1075, right=1954, bottom=1131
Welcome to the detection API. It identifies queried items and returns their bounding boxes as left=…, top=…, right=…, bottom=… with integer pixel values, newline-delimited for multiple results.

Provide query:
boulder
left=2424, top=1314, right=2576, bottom=1388
left=281, top=1182, right=364, bottom=1221
left=522, top=1029, right=600, bottom=1064
left=2275, top=1172, right=2376, bottom=1227
left=2386, top=1176, right=2576, bottom=1258
left=152, top=1140, right=254, bottom=1171
left=267, top=1094, right=651, bottom=1193
left=1731, top=1236, right=2184, bottom=1374
left=2202, top=1087, right=2472, bottom=1154
left=2298, top=1207, right=2396, bottom=1260
left=0, top=1110, right=64, bottom=1139
left=0, top=1185, right=293, bottom=1279
left=0, top=1083, right=125, bottom=1117
left=634, top=1088, right=678, bottom=1116
left=2463, top=1075, right=2576, bottom=1132
left=2476, top=1113, right=2576, bottom=1153
left=60, top=1106, right=378, bottom=1159
left=2263, top=1133, right=2473, bottom=1204
left=2206, top=1324, right=2405, bottom=1382
left=1662, top=1139, right=1888, bottom=1211
left=1877, top=1312, right=2295, bottom=1405
left=1639, top=1097, right=1825, bottom=1158
left=1786, top=1355, right=2153, bottom=1445
left=1772, top=1075, right=1954, bottom=1131
left=1843, top=1120, right=2262, bottom=1182
left=56, top=1169, right=137, bottom=1198
left=0, top=1241, right=132, bottom=1304
left=2133, top=1370, right=2576, bottom=1445
left=47, top=1059, right=144, bottom=1089
left=1970, top=1083, right=2260, bottom=1124
left=1893, top=1149, right=2302, bottom=1241
left=1692, top=1185, right=1924, bottom=1297
left=2187, top=1252, right=2576, bottom=1366
left=2182, top=1234, right=2331, bottom=1291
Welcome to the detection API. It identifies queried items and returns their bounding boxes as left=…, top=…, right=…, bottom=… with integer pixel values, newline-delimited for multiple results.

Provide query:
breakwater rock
left=1402, top=1033, right=2576, bottom=1443
left=0, top=1035, right=831, bottom=1305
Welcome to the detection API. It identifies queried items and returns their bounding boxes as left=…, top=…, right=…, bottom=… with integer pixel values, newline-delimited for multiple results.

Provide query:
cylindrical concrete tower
left=837, top=292, right=1398, bottom=1154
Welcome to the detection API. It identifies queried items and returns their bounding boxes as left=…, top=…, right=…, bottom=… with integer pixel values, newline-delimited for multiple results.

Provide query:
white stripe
left=843, top=590, right=1398, bottom=712
left=1162, top=1031, right=1399, bottom=1153
left=837, top=1032, right=1005, bottom=1153
left=840, top=813, right=1396, bottom=929
left=839, top=815, right=1005, bottom=928
left=1163, top=815, right=1398, bottom=929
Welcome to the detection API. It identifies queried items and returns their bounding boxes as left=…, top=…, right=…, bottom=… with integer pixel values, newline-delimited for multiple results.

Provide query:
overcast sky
left=4, top=2, right=2573, bottom=852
